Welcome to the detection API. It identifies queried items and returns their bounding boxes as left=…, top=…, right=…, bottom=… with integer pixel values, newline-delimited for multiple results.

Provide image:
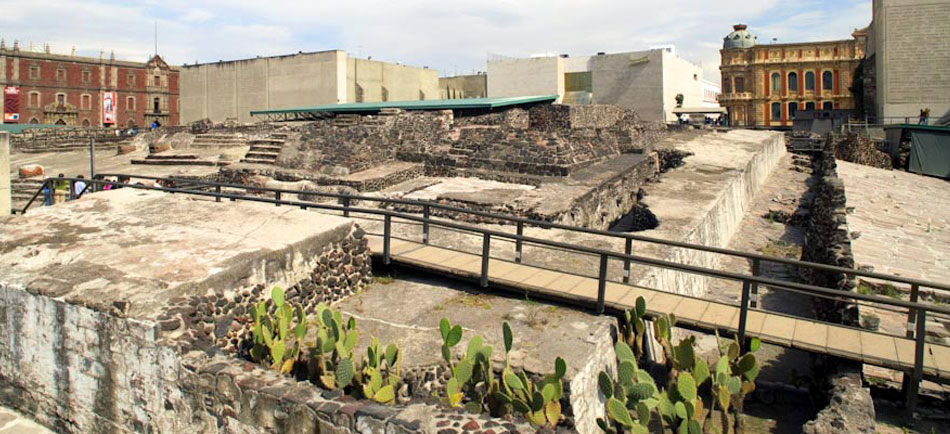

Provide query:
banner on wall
left=102, top=91, right=116, bottom=124
left=3, top=86, right=20, bottom=123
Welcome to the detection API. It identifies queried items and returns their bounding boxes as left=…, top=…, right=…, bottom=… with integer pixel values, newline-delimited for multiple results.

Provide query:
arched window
left=822, top=71, right=833, bottom=91
left=788, top=72, right=798, bottom=92
left=771, top=102, right=781, bottom=120
left=805, top=102, right=816, bottom=111
left=805, top=72, right=815, bottom=91
left=771, top=73, right=781, bottom=93
left=789, top=102, right=799, bottom=118
left=823, top=101, right=834, bottom=110
left=82, top=119, right=91, bottom=128
left=29, top=118, right=39, bottom=124
left=153, top=97, right=161, bottom=113
left=735, top=77, right=745, bottom=93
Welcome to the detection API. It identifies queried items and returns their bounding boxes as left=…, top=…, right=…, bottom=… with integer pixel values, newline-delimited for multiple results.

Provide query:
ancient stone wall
left=798, top=143, right=876, bottom=434
left=10, top=127, right=125, bottom=152
left=799, top=145, right=859, bottom=325
left=269, top=104, right=663, bottom=179
left=830, top=133, right=891, bottom=170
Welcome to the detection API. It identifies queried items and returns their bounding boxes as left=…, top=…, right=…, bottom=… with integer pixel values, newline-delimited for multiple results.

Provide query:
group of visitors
left=41, top=175, right=133, bottom=206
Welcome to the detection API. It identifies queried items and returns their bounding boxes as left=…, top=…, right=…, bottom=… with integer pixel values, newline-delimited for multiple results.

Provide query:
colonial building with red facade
left=0, top=40, right=179, bottom=128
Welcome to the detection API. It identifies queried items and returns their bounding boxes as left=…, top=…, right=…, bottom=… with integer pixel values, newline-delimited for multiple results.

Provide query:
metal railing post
left=383, top=214, right=392, bottom=265
left=737, top=280, right=752, bottom=350
left=422, top=204, right=430, bottom=244
left=750, top=258, right=761, bottom=308
left=623, top=238, right=632, bottom=283
left=342, top=194, right=350, bottom=217
left=597, top=254, right=608, bottom=314
left=275, top=191, right=281, bottom=206
left=215, top=185, right=221, bottom=202
left=905, top=284, right=919, bottom=339
left=515, top=221, right=524, bottom=263
left=481, top=233, right=491, bottom=288
left=906, top=309, right=926, bottom=419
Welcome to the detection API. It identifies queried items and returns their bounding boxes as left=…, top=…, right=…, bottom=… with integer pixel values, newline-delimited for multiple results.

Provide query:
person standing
left=53, top=173, right=68, bottom=204
left=74, top=175, right=88, bottom=198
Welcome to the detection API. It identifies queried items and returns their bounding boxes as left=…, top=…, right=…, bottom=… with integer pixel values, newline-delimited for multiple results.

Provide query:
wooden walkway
left=367, top=236, right=950, bottom=381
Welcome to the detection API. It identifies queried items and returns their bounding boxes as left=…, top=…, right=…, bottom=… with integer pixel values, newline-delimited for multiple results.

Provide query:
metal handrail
left=19, top=177, right=944, bottom=414
left=89, top=172, right=950, bottom=294
left=22, top=176, right=950, bottom=318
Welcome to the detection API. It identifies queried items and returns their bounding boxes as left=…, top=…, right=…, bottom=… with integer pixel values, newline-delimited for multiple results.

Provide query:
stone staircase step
left=240, top=158, right=277, bottom=165
left=146, top=153, right=199, bottom=160
left=249, top=138, right=284, bottom=145
left=244, top=152, right=278, bottom=160
left=249, top=145, right=282, bottom=152
left=131, top=159, right=230, bottom=166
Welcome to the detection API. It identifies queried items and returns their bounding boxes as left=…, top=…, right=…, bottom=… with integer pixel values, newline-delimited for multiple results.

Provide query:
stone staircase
left=131, top=153, right=231, bottom=166
left=10, top=178, right=45, bottom=209
left=240, top=134, right=287, bottom=165
left=190, top=133, right=246, bottom=149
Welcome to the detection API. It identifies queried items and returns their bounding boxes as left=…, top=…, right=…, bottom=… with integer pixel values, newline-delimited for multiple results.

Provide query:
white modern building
left=487, top=48, right=716, bottom=122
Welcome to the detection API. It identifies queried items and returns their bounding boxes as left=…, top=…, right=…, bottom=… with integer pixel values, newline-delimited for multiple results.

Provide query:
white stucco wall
left=590, top=50, right=666, bottom=121
left=871, top=0, right=950, bottom=121
left=487, top=56, right=564, bottom=101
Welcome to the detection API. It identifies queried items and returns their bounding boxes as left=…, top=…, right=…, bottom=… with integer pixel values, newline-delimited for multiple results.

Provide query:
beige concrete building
left=866, top=0, right=950, bottom=122
left=719, top=24, right=865, bottom=127
left=439, top=74, right=487, bottom=99
left=487, top=49, right=709, bottom=122
left=180, top=50, right=439, bottom=124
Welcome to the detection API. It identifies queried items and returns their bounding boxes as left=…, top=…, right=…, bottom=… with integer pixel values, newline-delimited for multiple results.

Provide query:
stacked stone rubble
left=830, top=133, right=891, bottom=169
left=156, top=226, right=373, bottom=355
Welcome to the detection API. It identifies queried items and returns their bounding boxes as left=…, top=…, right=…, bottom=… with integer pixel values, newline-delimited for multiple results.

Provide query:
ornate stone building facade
left=719, top=25, right=865, bottom=127
left=0, top=40, right=179, bottom=127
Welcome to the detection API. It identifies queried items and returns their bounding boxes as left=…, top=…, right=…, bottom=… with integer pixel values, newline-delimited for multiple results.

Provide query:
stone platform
left=0, top=189, right=386, bottom=434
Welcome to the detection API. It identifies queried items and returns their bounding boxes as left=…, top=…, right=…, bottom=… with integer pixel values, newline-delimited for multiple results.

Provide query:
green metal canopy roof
left=250, top=95, right=558, bottom=121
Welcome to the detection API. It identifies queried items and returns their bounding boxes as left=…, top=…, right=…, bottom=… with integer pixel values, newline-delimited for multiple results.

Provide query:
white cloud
left=0, top=0, right=871, bottom=83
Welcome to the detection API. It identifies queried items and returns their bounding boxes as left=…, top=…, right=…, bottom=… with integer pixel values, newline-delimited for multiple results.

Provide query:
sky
left=0, top=0, right=872, bottom=82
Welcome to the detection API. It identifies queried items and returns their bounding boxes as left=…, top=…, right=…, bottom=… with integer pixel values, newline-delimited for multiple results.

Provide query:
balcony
left=718, top=92, right=753, bottom=102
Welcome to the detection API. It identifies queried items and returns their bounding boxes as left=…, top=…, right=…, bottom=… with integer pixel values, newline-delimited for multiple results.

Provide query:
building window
left=81, top=94, right=92, bottom=110
left=805, top=102, right=816, bottom=111
left=29, top=118, right=39, bottom=124
left=82, top=119, right=91, bottom=128
left=822, top=71, right=833, bottom=91
left=153, top=75, right=161, bottom=86
left=789, top=102, right=798, bottom=118
left=735, top=77, right=745, bottom=93
left=126, top=96, right=136, bottom=110
left=788, top=72, right=798, bottom=92
left=771, top=102, right=781, bottom=120
left=723, top=79, right=732, bottom=94
left=82, top=70, right=92, bottom=83
left=771, top=73, right=781, bottom=93
left=56, top=93, right=66, bottom=105
left=805, top=72, right=816, bottom=91
left=28, top=91, right=40, bottom=108
left=29, top=65, right=40, bottom=80
left=153, top=97, right=161, bottom=113
left=56, top=68, right=67, bottom=81
left=127, top=73, right=136, bottom=86
left=823, top=101, right=834, bottom=110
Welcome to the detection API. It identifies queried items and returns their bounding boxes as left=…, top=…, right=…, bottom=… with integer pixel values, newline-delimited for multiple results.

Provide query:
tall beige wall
left=0, top=132, right=9, bottom=215
left=346, top=59, right=439, bottom=103
left=487, top=57, right=564, bottom=101
left=439, top=74, right=487, bottom=99
left=871, top=0, right=950, bottom=121
left=180, top=51, right=345, bottom=124
left=590, top=51, right=666, bottom=121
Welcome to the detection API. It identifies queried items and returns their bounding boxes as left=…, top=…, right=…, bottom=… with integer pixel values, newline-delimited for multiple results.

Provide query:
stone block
left=18, top=164, right=44, bottom=178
